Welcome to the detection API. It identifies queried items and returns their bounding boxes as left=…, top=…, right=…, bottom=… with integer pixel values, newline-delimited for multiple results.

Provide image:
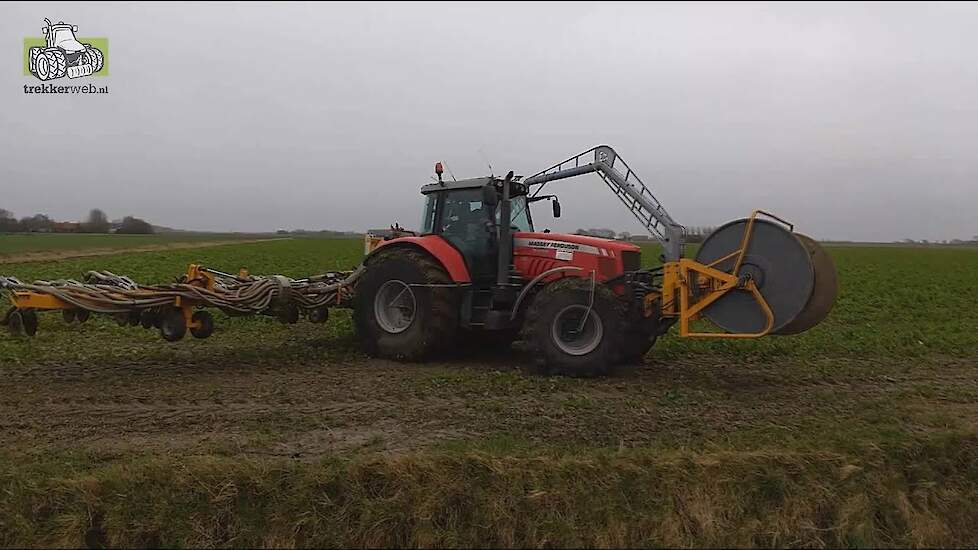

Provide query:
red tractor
left=354, top=146, right=837, bottom=376
left=1, top=145, right=835, bottom=374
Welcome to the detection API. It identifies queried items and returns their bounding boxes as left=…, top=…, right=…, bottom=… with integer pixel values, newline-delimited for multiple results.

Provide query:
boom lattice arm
left=524, top=145, right=686, bottom=261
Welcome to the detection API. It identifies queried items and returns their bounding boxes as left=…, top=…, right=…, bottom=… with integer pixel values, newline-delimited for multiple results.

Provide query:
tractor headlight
left=72, top=25, right=78, bottom=31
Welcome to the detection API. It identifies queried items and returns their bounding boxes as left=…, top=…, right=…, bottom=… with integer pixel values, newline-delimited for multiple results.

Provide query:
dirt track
left=2, top=348, right=974, bottom=460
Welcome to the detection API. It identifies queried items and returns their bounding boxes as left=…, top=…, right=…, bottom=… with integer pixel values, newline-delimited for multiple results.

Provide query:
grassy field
left=1, top=237, right=977, bottom=547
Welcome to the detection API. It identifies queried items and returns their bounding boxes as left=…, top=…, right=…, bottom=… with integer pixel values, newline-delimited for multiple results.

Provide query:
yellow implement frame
left=654, top=210, right=791, bottom=338
left=7, top=264, right=220, bottom=331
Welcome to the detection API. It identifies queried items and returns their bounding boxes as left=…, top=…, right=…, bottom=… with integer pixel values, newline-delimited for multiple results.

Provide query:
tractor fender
left=365, top=236, right=471, bottom=283
left=509, top=266, right=584, bottom=320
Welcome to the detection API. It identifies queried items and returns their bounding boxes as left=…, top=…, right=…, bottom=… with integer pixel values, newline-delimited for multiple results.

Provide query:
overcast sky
left=2, top=1, right=977, bottom=242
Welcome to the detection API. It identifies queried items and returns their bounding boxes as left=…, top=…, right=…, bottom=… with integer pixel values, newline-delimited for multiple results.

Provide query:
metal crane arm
left=524, top=145, right=686, bottom=261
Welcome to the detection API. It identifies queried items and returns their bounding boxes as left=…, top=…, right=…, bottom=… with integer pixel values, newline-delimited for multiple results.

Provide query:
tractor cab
left=42, top=20, right=85, bottom=53
left=418, top=175, right=544, bottom=283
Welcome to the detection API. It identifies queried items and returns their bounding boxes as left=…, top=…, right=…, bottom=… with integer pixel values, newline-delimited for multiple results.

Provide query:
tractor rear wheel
left=354, top=249, right=459, bottom=361
left=522, top=278, right=625, bottom=377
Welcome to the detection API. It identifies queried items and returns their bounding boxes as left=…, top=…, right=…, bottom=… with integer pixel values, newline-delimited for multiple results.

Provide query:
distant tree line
left=0, top=208, right=154, bottom=234
left=900, top=237, right=978, bottom=245
left=573, top=226, right=718, bottom=243
left=276, top=228, right=363, bottom=237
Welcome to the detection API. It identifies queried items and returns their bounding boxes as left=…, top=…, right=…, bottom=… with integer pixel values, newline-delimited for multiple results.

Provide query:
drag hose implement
left=1, top=265, right=362, bottom=341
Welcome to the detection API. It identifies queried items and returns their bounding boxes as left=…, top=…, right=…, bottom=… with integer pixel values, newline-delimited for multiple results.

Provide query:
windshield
left=500, top=195, right=533, bottom=232
left=52, top=28, right=77, bottom=45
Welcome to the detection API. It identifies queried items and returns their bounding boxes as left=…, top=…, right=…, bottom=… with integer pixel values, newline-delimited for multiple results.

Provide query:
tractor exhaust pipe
left=496, top=171, right=515, bottom=288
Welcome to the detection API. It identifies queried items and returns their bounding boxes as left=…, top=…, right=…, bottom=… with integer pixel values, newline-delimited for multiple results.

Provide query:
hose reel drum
left=694, top=218, right=838, bottom=335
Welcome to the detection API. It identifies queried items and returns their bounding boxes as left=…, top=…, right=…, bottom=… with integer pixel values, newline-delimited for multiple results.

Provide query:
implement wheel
left=190, top=311, right=214, bottom=339
left=354, top=249, right=459, bottom=361
left=308, top=307, right=329, bottom=324
left=159, top=308, right=187, bottom=342
left=522, top=278, right=625, bottom=377
left=140, top=309, right=157, bottom=330
left=9, top=310, right=39, bottom=337
left=7, top=311, right=25, bottom=336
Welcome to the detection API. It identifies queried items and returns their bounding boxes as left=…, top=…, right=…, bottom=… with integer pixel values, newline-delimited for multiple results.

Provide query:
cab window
left=502, top=195, right=533, bottom=232
left=420, top=194, right=438, bottom=234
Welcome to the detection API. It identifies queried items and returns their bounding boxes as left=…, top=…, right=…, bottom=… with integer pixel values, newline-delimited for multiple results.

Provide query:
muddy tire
left=7, top=310, right=37, bottom=336
left=190, top=311, right=214, bottom=339
left=618, top=300, right=660, bottom=365
left=20, top=310, right=39, bottom=337
left=140, top=309, right=157, bottom=330
left=308, top=307, right=329, bottom=324
left=619, top=329, right=656, bottom=365
left=354, top=249, right=459, bottom=361
left=159, top=308, right=186, bottom=342
left=522, top=278, right=625, bottom=377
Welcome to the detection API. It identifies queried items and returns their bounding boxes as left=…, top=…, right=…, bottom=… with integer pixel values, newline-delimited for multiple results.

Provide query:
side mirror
left=41, top=27, right=48, bottom=34
left=72, top=25, right=79, bottom=32
left=552, top=199, right=561, bottom=218
left=482, top=184, right=498, bottom=207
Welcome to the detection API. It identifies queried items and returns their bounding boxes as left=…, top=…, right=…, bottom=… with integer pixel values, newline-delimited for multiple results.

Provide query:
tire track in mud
left=2, top=355, right=976, bottom=459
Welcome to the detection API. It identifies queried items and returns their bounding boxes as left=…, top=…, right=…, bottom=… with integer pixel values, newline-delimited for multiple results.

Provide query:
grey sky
left=2, top=1, right=977, bottom=242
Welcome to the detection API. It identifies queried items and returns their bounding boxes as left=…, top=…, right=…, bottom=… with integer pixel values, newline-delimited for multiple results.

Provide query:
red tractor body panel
left=372, top=233, right=640, bottom=286
left=370, top=235, right=472, bottom=283
left=512, top=232, right=642, bottom=283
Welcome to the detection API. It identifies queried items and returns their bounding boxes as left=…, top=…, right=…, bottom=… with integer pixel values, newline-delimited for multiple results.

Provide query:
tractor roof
left=420, top=176, right=528, bottom=195
left=420, top=177, right=494, bottom=195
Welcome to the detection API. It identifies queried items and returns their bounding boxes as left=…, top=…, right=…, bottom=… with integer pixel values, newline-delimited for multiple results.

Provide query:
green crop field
left=0, top=232, right=271, bottom=259
left=1, top=237, right=977, bottom=547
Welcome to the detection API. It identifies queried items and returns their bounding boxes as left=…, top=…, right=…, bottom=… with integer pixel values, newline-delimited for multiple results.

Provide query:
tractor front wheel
left=354, top=249, right=459, bottom=361
left=618, top=306, right=660, bottom=365
left=34, top=49, right=67, bottom=80
left=619, top=330, right=656, bottom=365
left=522, top=278, right=625, bottom=377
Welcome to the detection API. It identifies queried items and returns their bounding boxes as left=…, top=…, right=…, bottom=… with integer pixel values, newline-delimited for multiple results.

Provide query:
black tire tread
left=521, top=277, right=626, bottom=377
left=353, top=248, right=458, bottom=361
left=44, top=49, right=67, bottom=79
left=84, top=46, right=104, bottom=73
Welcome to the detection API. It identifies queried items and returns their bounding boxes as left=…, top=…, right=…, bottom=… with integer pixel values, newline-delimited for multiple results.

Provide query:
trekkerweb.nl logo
left=23, top=18, right=108, bottom=94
